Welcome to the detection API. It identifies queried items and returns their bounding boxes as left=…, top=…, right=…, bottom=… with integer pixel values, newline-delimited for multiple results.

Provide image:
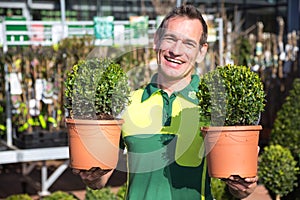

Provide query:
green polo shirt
left=121, top=74, right=213, bottom=200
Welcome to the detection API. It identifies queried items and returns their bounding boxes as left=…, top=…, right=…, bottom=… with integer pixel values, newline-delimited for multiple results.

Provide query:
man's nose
left=170, top=40, right=184, bottom=55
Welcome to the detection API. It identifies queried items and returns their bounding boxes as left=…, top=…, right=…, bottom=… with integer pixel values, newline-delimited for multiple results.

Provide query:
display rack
left=0, top=143, right=69, bottom=195
left=0, top=18, right=156, bottom=197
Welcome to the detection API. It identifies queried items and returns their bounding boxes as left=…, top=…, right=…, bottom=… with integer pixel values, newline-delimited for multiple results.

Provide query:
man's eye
left=164, top=36, right=176, bottom=42
left=185, top=42, right=196, bottom=48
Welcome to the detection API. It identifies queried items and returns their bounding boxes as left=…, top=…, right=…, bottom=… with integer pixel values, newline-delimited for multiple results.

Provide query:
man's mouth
left=165, top=56, right=184, bottom=64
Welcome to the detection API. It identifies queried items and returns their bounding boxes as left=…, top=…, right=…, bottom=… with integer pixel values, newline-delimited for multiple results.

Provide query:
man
left=73, top=4, right=258, bottom=199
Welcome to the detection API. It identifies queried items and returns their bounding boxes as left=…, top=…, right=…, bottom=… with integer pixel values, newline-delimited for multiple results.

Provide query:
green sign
left=5, top=16, right=29, bottom=42
left=93, top=16, right=114, bottom=40
left=129, top=16, right=149, bottom=45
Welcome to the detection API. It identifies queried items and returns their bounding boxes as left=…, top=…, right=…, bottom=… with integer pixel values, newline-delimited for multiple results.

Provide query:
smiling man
left=73, top=4, right=258, bottom=200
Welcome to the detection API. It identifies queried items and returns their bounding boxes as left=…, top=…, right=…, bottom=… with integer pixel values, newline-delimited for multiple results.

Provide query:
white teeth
left=165, top=57, right=183, bottom=64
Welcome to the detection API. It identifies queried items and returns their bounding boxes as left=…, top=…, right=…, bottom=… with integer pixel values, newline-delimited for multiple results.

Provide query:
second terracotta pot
left=201, top=125, right=261, bottom=178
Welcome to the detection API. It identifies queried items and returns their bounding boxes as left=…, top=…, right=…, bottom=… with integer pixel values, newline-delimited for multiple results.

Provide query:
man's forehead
left=163, top=17, right=203, bottom=39
left=163, top=29, right=202, bottom=44
left=164, top=30, right=194, bottom=40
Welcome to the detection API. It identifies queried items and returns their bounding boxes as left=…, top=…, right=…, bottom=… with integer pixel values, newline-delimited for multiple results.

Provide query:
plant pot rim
left=201, top=125, right=262, bottom=132
left=65, top=118, right=124, bottom=125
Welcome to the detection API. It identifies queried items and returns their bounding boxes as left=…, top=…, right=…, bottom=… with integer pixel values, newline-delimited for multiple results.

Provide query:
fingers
left=224, top=175, right=258, bottom=194
left=222, top=175, right=258, bottom=198
left=93, top=168, right=112, bottom=176
left=226, top=179, right=248, bottom=191
left=228, top=175, right=258, bottom=183
left=72, top=168, right=80, bottom=175
left=71, top=167, right=114, bottom=190
left=244, top=176, right=258, bottom=183
left=71, top=167, right=112, bottom=180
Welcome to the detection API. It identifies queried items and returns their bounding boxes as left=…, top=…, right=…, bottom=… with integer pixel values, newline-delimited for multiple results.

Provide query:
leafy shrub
left=85, top=187, right=118, bottom=200
left=197, top=64, right=265, bottom=126
left=270, top=78, right=300, bottom=160
left=258, top=144, right=299, bottom=199
left=42, top=191, right=77, bottom=200
left=232, top=36, right=252, bottom=66
left=5, top=194, right=32, bottom=200
left=211, top=178, right=226, bottom=200
left=116, top=183, right=127, bottom=199
left=0, top=102, right=5, bottom=135
left=64, top=58, right=131, bottom=120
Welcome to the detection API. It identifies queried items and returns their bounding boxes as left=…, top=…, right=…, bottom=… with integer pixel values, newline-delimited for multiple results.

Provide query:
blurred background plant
left=258, top=144, right=299, bottom=200
left=270, top=78, right=300, bottom=161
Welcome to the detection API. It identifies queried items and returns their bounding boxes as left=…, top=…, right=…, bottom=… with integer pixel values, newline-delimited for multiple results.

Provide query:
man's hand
left=72, top=167, right=113, bottom=190
left=222, top=175, right=258, bottom=199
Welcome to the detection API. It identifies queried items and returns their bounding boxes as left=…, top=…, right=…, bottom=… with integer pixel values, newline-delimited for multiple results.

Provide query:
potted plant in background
left=5, top=194, right=33, bottom=200
left=197, top=64, right=266, bottom=178
left=269, top=78, right=300, bottom=199
left=64, top=57, right=131, bottom=170
left=258, top=144, right=299, bottom=200
left=42, top=191, right=78, bottom=200
left=270, top=78, right=300, bottom=162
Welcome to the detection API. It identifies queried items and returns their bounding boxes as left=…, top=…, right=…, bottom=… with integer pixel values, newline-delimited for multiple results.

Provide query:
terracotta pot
left=65, top=118, right=124, bottom=170
left=201, top=125, right=262, bottom=178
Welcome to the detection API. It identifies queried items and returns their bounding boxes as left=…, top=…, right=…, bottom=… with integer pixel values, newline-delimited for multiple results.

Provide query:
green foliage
left=258, top=144, right=299, bottom=198
left=5, top=194, right=33, bottom=200
left=85, top=187, right=118, bottom=200
left=116, top=183, right=127, bottom=199
left=232, top=36, right=252, bottom=67
left=211, top=178, right=226, bottom=200
left=42, top=191, right=77, bottom=200
left=270, top=78, right=300, bottom=159
left=197, top=64, right=266, bottom=126
left=0, top=102, right=5, bottom=135
left=210, top=178, right=238, bottom=200
left=64, top=58, right=131, bottom=120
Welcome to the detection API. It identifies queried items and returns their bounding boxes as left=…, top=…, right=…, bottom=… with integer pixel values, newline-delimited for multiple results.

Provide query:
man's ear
left=196, top=43, right=208, bottom=63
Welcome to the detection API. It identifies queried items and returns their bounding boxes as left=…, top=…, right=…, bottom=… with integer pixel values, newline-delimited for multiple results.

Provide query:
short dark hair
left=156, top=4, right=208, bottom=46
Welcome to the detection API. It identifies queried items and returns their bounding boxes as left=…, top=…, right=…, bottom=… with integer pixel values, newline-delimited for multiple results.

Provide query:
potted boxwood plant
left=64, top=57, right=131, bottom=170
left=258, top=144, right=299, bottom=200
left=270, top=78, right=300, bottom=161
left=196, top=64, right=266, bottom=178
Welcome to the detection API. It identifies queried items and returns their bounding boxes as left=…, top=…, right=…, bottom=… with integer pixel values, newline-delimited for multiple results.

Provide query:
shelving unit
left=0, top=18, right=155, bottom=197
left=0, top=19, right=90, bottom=196
left=0, top=144, right=69, bottom=195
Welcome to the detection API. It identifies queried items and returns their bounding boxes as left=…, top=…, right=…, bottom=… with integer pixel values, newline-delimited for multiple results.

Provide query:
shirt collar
left=141, top=73, right=200, bottom=104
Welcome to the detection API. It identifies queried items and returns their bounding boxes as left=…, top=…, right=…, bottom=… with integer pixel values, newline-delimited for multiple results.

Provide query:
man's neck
left=157, top=75, right=191, bottom=96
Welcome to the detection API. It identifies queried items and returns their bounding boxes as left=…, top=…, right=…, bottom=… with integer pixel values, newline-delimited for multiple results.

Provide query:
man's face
left=155, top=16, right=206, bottom=82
